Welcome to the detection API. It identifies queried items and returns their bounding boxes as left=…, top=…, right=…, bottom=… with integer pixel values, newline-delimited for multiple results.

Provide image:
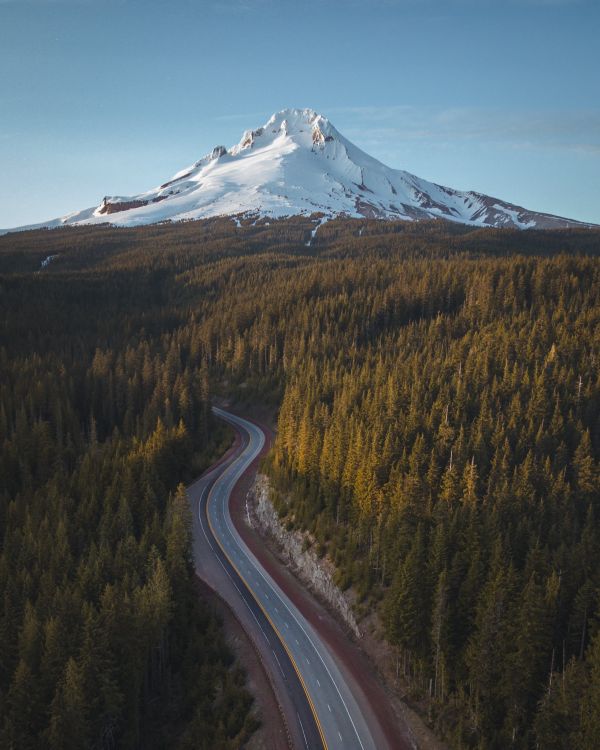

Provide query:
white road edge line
left=199, top=483, right=272, bottom=644
left=211, top=408, right=369, bottom=750
left=298, top=713, right=309, bottom=750
left=272, top=649, right=286, bottom=679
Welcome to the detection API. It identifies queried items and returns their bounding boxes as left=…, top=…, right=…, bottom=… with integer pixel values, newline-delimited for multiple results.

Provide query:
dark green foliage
left=1, top=215, right=599, bottom=748
left=0, top=223, right=258, bottom=748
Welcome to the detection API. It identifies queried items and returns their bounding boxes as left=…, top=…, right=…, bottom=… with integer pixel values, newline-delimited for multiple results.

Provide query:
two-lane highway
left=189, top=407, right=378, bottom=750
left=193, top=415, right=322, bottom=749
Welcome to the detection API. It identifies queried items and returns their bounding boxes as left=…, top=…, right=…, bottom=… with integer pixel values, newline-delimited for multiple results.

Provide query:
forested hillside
left=268, top=255, right=600, bottom=748
left=0, top=227, right=258, bottom=749
left=1, top=216, right=599, bottom=748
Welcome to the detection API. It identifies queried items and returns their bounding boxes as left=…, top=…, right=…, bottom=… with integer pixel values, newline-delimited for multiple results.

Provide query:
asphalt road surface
left=189, top=407, right=378, bottom=750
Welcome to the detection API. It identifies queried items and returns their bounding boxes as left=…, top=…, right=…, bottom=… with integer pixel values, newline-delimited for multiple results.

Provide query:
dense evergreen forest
left=1, top=215, right=599, bottom=748
left=0, top=221, right=263, bottom=749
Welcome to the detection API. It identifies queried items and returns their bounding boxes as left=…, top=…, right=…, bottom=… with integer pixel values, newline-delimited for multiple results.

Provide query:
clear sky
left=1, top=0, right=598, bottom=227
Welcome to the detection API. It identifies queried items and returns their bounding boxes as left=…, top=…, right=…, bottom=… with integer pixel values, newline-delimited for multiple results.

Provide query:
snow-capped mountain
left=8, top=108, right=594, bottom=232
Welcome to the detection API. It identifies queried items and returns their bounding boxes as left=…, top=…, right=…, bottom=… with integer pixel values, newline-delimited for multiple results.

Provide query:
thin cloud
left=330, top=105, right=600, bottom=157
left=0, top=0, right=95, bottom=4
left=207, top=0, right=587, bottom=8
left=211, top=0, right=272, bottom=12
left=213, top=111, right=270, bottom=122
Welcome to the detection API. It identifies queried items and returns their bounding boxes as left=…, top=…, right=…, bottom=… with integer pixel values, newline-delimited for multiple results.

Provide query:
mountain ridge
left=5, top=108, right=595, bottom=233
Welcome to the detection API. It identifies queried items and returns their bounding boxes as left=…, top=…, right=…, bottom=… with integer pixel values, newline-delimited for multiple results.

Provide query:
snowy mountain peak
left=230, top=108, right=337, bottom=155
left=6, top=108, right=594, bottom=233
left=265, top=108, right=332, bottom=135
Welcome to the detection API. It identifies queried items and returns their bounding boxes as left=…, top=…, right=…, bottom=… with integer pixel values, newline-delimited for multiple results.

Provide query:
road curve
left=194, top=407, right=378, bottom=750
left=192, top=414, right=321, bottom=749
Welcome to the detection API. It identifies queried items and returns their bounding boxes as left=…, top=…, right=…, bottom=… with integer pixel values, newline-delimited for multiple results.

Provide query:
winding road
left=187, top=407, right=378, bottom=750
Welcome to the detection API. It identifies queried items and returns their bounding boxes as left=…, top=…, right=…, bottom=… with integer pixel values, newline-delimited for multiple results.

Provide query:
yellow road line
left=206, top=474, right=328, bottom=750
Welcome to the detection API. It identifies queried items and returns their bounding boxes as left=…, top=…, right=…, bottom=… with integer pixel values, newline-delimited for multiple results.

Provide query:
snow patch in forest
left=305, top=216, right=328, bottom=247
left=40, top=254, right=59, bottom=269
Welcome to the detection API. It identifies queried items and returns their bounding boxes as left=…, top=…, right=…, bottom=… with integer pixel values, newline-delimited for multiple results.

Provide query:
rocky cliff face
left=248, top=474, right=449, bottom=750
left=249, top=474, right=361, bottom=639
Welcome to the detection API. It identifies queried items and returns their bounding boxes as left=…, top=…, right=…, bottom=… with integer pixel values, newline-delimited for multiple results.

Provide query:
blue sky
left=1, top=0, right=598, bottom=227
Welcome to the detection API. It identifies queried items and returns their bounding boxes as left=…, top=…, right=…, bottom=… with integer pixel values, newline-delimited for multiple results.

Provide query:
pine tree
left=431, top=569, right=450, bottom=701
left=48, top=658, right=90, bottom=750
left=466, top=563, right=515, bottom=737
left=504, top=574, right=552, bottom=743
left=573, top=431, right=598, bottom=502
left=461, top=457, right=479, bottom=506
left=3, top=660, right=38, bottom=749
left=577, top=630, right=600, bottom=749
left=166, top=484, right=193, bottom=582
left=534, top=657, right=583, bottom=750
left=383, top=527, right=428, bottom=669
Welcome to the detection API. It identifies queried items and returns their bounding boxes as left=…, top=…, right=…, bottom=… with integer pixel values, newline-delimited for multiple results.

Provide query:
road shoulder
left=195, top=577, right=290, bottom=750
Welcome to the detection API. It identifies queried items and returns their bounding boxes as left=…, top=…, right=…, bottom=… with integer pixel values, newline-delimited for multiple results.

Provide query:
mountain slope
left=8, top=108, right=594, bottom=232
